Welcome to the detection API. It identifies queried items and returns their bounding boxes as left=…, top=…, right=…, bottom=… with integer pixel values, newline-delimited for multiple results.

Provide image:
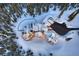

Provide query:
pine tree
left=58, top=3, right=69, bottom=18
left=68, top=9, right=79, bottom=21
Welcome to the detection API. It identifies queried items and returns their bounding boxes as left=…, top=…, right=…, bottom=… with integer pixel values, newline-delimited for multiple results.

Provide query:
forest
left=0, top=3, right=79, bottom=56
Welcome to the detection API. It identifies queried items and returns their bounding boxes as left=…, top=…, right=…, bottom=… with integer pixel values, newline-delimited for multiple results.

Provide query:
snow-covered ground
left=12, top=7, right=79, bottom=56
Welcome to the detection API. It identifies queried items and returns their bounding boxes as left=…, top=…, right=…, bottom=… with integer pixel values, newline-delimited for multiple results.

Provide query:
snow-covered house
left=17, top=15, right=58, bottom=45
